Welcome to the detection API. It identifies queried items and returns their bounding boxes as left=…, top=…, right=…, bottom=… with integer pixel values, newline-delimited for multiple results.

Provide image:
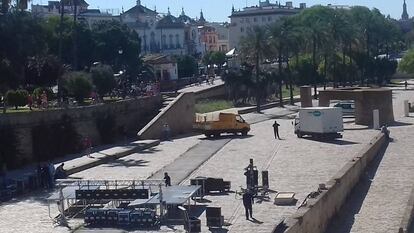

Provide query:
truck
left=193, top=112, right=250, bottom=138
left=294, top=107, right=343, bottom=139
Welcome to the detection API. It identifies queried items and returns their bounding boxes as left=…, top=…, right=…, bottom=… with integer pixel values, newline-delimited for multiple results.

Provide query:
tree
left=240, top=26, right=269, bottom=112
left=6, top=89, right=28, bottom=109
left=176, top=55, right=198, bottom=78
left=91, top=64, right=115, bottom=97
left=91, top=20, right=141, bottom=79
left=398, top=49, right=414, bottom=74
left=25, top=55, right=65, bottom=87
left=63, top=71, right=92, bottom=103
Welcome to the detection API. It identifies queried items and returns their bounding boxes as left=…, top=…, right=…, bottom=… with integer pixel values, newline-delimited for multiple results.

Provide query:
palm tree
left=239, top=26, right=269, bottom=112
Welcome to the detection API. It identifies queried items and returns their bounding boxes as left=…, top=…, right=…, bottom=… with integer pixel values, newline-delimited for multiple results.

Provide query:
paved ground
left=325, top=86, right=414, bottom=233
left=178, top=79, right=224, bottom=94
left=0, top=86, right=390, bottom=233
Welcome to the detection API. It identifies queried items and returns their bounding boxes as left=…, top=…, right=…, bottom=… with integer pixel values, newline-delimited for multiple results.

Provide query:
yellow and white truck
left=193, top=112, right=250, bottom=138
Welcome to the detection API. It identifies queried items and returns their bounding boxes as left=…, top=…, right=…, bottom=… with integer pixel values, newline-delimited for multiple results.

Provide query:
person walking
left=242, top=190, right=254, bottom=220
left=27, top=94, right=33, bottom=110
left=272, top=120, right=281, bottom=140
left=164, top=172, right=171, bottom=187
left=162, top=123, right=171, bottom=141
left=405, top=80, right=408, bottom=90
left=83, top=136, right=92, bottom=157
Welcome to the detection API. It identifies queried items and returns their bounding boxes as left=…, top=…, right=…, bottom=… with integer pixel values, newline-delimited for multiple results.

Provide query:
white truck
left=294, top=107, right=344, bottom=139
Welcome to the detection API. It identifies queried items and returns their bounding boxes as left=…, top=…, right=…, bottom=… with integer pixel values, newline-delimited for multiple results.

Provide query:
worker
left=162, top=123, right=171, bottom=141
left=272, top=120, right=281, bottom=140
left=164, top=172, right=171, bottom=187
left=54, top=163, right=67, bottom=180
left=242, top=190, right=254, bottom=220
left=405, top=80, right=408, bottom=90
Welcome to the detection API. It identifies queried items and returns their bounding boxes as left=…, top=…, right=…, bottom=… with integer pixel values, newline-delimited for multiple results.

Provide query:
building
left=143, top=54, right=178, bottom=90
left=228, top=0, right=305, bottom=49
left=31, top=0, right=118, bottom=28
left=213, top=22, right=230, bottom=53
left=400, top=0, right=413, bottom=33
left=121, top=2, right=205, bottom=56
left=32, top=0, right=89, bottom=17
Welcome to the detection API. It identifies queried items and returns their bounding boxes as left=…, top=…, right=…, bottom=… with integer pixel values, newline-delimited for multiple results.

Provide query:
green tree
left=6, top=89, right=28, bottom=109
left=176, top=55, right=198, bottom=78
left=63, top=71, right=92, bottom=103
left=91, top=64, right=116, bottom=97
left=240, top=26, right=269, bottom=112
left=398, top=49, right=414, bottom=74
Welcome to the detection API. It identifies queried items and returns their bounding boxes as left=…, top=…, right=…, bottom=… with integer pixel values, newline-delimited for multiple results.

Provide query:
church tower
left=402, top=0, right=409, bottom=20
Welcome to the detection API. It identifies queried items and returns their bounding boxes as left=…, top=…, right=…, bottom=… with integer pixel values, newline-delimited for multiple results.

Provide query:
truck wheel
left=241, top=130, right=248, bottom=136
left=214, top=133, right=220, bottom=137
left=296, top=133, right=303, bottom=138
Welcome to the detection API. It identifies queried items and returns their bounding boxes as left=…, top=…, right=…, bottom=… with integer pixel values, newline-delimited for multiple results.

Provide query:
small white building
left=143, top=54, right=178, bottom=82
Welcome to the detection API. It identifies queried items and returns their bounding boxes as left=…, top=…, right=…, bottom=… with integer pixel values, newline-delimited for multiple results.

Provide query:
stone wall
left=137, top=92, right=195, bottom=140
left=194, top=84, right=226, bottom=100
left=280, top=133, right=387, bottom=233
left=0, top=96, right=162, bottom=165
left=319, top=88, right=394, bottom=126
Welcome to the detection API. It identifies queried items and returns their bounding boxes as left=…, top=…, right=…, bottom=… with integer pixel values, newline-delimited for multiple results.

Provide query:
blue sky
left=31, top=0, right=409, bottom=22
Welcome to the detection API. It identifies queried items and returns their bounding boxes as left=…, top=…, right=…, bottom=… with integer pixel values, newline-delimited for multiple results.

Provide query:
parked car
left=333, top=101, right=355, bottom=115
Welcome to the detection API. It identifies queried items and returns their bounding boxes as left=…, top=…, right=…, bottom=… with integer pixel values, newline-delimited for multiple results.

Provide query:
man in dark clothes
left=405, top=80, right=408, bottom=90
left=273, top=120, right=281, bottom=139
left=164, top=172, right=171, bottom=187
left=243, top=190, right=254, bottom=220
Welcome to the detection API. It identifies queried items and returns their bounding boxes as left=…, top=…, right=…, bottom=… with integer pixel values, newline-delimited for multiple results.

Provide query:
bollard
left=373, top=109, right=380, bottom=130
left=404, top=100, right=409, bottom=117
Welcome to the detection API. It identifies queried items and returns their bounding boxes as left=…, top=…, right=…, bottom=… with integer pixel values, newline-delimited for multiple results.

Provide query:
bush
left=6, top=89, right=28, bottom=109
left=63, top=71, right=92, bottom=103
left=91, top=64, right=116, bottom=97
left=32, top=115, right=80, bottom=162
left=33, top=87, right=54, bottom=100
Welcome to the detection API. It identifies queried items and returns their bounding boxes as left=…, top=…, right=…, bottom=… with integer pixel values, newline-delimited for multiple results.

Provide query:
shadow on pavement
left=389, top=121, right=413, bottom=127
left=199, top=134, right=253, bottom=141
left=136, top=147, right=161, bottom=154
left=0, top=189, right=55, bottom=206
left=304, top=138, right=359, bottom=146
left=324, top=140, right=389, bottom=233
left=104, top=159, right=149, bottom=168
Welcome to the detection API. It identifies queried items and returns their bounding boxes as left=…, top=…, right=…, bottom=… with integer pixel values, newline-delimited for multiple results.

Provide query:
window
left=268, top=16, right=272, bottom=21
left=169, top=34, right=174, bottom=49
left=162, top=35, right=167, bottom=49
left=176, top=34, right=181, bottom=48
left=240, top=27, right=244, bottom=32
left=262, top=16, right=266, bottom=22
left=246, top=18, right=250, bottom=23
left=240, top=18, right=244, bottom=23
left=253, top=17, right=257, bottom=22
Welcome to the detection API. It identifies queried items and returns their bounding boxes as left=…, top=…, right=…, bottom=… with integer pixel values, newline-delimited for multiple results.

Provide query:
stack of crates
left=84, top=208, right=107, bottom=225
left=117, top=210, right=132, bottom=226
left=129, top=209, right=157, bottom=228
left=106, top=209, right=119, bottom=226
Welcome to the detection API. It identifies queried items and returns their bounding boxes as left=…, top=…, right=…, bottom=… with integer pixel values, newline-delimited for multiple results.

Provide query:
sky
left=31, top=0, right=409, bottom=22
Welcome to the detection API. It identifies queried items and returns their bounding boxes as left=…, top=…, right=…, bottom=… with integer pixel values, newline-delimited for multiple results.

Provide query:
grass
left=195, top=99, right=235, bottom=113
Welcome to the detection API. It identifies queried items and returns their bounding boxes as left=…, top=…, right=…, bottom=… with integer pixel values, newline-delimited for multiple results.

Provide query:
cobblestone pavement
left=0, top=136, right=201, bottom=233
left=181, top=118, right=377, bottom=233
left=73, top=136, right=202, bottom=180
left=326, top=87, right=414, bottom=233
left=0, top=93, right=382, bottom=233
